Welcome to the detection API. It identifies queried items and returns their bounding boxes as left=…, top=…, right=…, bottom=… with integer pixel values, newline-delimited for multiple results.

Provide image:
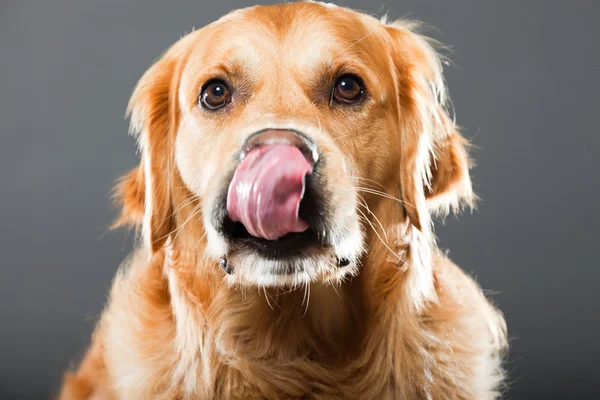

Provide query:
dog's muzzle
left=216, top=129, right=330, bottom=259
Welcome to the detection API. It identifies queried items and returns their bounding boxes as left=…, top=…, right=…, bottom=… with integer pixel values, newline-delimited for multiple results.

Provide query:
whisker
left=263, top=286, right=274, bottom=310
left=167, top=195, right=200, bottom=220
left=357, top=208, right=401, bottom=261
left=267, top=290, right=284, bottom=311
left=173, top=205, right=203, bottom=239
left=275, top=285, right=301, bottom=297
left=303, top=282, right=311, bottom=318
left=194, top=231, right=207, bottom=249
left=357, top=195, right=388, bottom=242
left=355, top=187, right=404, bottom=203
left=354, top=187, right=417, bottom=210
left=301, top=281, right=308, bottom=307
left=331, top=281, right=343, bottom=300
left=348, top=176, right=387, bottom=190
left=156, top=203, right=203, bottom=243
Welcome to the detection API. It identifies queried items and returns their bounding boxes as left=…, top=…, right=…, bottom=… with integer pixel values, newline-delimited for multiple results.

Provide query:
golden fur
left=58, top=2, right=507, bottom=399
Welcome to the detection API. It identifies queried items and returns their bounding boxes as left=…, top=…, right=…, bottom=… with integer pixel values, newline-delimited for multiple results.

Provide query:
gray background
left=1, top=0, right=598, bottom=399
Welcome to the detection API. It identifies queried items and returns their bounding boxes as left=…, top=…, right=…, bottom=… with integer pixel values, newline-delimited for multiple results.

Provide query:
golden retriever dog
left=58, top=2, right=507, bottom=399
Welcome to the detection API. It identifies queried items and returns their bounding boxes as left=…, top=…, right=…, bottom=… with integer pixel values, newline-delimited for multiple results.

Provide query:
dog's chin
left=223, top=250, right=356, bottom=287
left=205, top=219, right=364, bottom=288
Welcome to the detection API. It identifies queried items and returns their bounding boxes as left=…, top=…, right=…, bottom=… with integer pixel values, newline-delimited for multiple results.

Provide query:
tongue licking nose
left=226, top=144, right=313, bottom=240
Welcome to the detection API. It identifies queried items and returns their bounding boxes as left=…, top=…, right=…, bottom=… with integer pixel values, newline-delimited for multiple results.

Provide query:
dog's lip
left=220, top=216, right=325, bottom=259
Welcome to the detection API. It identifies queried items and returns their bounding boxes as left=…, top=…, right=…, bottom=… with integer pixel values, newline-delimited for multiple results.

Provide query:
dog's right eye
left=199, top=80, right=231, bottom=110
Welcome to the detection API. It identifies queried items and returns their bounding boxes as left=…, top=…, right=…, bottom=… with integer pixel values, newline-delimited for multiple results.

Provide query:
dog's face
left=117, top=2, right=473, bottom=288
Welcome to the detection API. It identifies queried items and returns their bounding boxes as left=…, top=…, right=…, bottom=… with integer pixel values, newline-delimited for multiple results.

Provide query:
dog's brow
left=334, top=26, right=381, bottom=58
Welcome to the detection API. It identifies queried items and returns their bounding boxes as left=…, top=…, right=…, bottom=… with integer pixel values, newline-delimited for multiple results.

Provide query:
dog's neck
left=158, top=194, right=433, bottom=363
left=164, top=244, right=365, bottom=363
left=162, top=200, right=432, bottom=365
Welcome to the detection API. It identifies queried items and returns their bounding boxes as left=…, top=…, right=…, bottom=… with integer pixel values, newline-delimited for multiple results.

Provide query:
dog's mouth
left=215, top=129, right=330, bottom=262
left=221, top=218, right=323, bottom=259
left=227, top=142, right=313, bottom=240
left=208, top=128, right=363, bottom=286
left=218, top=163, right=328, bottom=260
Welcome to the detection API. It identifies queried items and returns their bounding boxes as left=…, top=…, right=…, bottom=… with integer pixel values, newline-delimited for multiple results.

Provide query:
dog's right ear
left=112, top=162, right=146, bottom=231
left=112, top=35, right=197, bottom=252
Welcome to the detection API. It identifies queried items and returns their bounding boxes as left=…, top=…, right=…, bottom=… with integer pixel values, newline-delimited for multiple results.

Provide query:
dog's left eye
left=332, top=75, right=364, bottom=104
left=199, top=80, right=231, bottom=110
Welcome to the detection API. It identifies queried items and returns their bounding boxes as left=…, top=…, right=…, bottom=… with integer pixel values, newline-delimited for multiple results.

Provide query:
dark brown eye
left=199, top=80, right=231, bottom=110
left=332, top=75, right=363, bottom=104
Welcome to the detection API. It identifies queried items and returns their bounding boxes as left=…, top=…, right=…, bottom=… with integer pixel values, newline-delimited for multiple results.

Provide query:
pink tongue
left=227, top=144, right=313, bottom=240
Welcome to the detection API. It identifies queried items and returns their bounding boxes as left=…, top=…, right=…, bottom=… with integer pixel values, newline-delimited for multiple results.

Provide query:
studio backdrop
left=1, top=1, right=598, bottom=399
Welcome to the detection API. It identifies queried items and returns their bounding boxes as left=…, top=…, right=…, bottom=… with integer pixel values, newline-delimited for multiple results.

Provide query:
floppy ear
left=113, top=44, right=188, bottom=252
left=386, top=21, right=474, bottom=232
left=425, top=113, right=474, bottom=218
left=112, top=162, right=146, bottom=230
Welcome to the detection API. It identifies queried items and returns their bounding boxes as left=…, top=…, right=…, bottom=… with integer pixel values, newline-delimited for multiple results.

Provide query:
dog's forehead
left=188, top=3, right=382, bottom=72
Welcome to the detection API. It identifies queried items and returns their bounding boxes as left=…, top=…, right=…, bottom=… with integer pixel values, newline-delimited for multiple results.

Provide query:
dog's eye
left=332, top=75, right=363, bottom=104
left=199, top=80, right=231, bottom=110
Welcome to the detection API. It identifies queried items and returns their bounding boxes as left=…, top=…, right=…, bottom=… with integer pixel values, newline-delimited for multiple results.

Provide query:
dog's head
left=115, top=2, right=473, bottom=289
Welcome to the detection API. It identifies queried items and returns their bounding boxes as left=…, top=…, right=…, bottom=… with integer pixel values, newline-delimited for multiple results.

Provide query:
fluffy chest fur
left=91, top=246, right=505, bottom=400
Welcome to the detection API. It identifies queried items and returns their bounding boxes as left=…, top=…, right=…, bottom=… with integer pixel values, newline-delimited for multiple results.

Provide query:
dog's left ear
left=386, top=21, right=474, bottom=231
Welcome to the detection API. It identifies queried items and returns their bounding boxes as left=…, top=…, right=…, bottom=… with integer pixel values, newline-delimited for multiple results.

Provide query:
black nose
left=239, top=129, right=319, bottom=165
